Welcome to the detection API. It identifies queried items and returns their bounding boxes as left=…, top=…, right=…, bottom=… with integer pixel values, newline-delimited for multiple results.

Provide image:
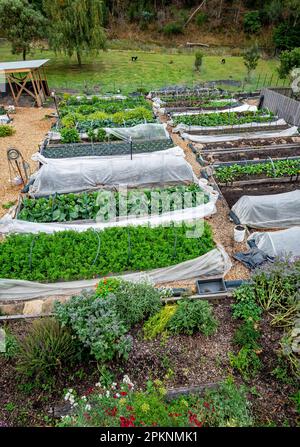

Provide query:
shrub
left=194, top=51, right=204, bottom=72
left=111, top=280, right=162, bottom=329
left=16, top=318, right=78, bottom=382
left=243, top=11, right=261, bottom=35
left=278, top=47, right=300, bottom=79
left=195, top=12, right=207, bottom=27
left=0, top=329, right=19, bottom=359
left=143, top=305, right=177, bottom=340
left=231, top=285, right=263, bottom=322
left=54, top=294, right=131, bottom=363
left=59, top=377, right=253, bottom=427
left=0, top=125, right=14, bottom=137
left=60, top=127, right=80, bottom=143
left=233, top=321, right=261, bottom=349
left=229, top=347, right=262, bottom=380
left=273, top=23, right=300, bottom=51
left=162, top=22, right=183, bottom=35
left=167, top=300, right=218, bottom=336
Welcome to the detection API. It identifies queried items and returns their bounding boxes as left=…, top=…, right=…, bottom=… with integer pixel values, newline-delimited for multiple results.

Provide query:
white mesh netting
left=29, top=147, right=197, bottom=197
left=232, top=190, right=300, bottom=229
left=104, top=123, right=169, bottom=141
left=0, top=246, right=232, bottom=301
left=248, top=227, right=300, bottom=258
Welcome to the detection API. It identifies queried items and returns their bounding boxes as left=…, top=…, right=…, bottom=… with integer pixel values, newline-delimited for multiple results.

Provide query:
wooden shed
left=0, top=59, right=50, bottom=107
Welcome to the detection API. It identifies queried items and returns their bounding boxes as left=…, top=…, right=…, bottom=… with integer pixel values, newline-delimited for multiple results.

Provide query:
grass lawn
left=0, top=41, right=287, bottom=94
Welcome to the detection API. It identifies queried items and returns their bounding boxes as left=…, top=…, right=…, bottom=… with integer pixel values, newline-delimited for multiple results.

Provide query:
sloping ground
left=0, top=107, right=54, bottom=218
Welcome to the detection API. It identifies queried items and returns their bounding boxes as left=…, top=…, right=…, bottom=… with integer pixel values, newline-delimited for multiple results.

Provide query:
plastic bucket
left=234, top=225, right=246, bottom=243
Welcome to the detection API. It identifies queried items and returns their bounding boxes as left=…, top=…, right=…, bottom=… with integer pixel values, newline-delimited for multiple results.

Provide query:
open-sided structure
left=0, top=59, right=50, bottom=106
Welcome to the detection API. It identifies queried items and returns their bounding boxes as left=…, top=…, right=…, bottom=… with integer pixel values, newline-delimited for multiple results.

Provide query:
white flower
left=111, top=382, right=117, bottom=390
left=81, top=396, right=87, bottom=401
left=105, top=390, right=110, bottom=398
left=85, top=404, right=91, bottom=411
left=95, top=382, right=101, bottom=388
left=64, top=392, right=70, bottom=401
left=115, top=393, right=120, bottom=398
left=73, top=402, right=78, bottom=407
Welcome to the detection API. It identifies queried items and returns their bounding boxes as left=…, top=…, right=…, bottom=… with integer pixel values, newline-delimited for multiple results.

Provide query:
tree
left=243, top=44, right=260, bottom=80
left=44, top=0, right=107, bottom=67
left=243, top=11, right=261, bottom=35
left=0, top=0, right=47, bottom=60
left=278, top=48, right=300, bottom=78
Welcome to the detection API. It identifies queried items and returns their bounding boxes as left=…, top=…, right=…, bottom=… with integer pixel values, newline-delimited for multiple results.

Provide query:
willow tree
left=44, top=0, right=106, bottom=66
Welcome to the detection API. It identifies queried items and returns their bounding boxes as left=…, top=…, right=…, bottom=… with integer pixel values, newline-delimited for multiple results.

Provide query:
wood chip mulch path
left=0, top=107, right=54, bottom=218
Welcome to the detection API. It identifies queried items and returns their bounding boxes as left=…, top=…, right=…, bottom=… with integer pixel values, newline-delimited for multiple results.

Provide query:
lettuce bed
left=0, top=223, right=215, bottom=282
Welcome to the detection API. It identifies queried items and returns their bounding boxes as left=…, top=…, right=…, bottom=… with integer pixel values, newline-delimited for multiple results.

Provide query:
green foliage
left=173, top=109, right=273, bottom=127
left=0, top=125, right=15, bottom=137
left=0, top=0, right=46, bottom=60
left=54, top=294, right=131, bottom=363
left=232, top=285, right=263, bottom=322
left=18, top=184, right=208, bottom=223
left=87, top=127, right=107, bottom=142
left=243, top=11, right=261, bottom=35
left=194, top=51, right=203, bottom=72
left=1, top=329, right=20, bottom=359
left=195, top=12, right=207, bottom=27
left=0, top=223, right=215, bottom=282
left=59, top=377, right=253, bottom=427
left=16, top=318, right=79, bottom=382
left=111, top=281, right=162, bottom=329
left=60, top=127, right=80, bottom=143
left=291, top=390, right=300, bottom=414
left=143, top=305, right=177, bottom=340
left=229, top=347, right=262, bottom=380
left=233, top=321, right=261, bottom=349
left=44, top=0, right=106, bottom=66
left=162, top=22, right=183, bottom=35
left=243, top=44, right=260, bottom=79
left=55, top=279, right=161, bottom=362
left=278, top=47, right=300, bottom=78
left=273, top=23, right=300, bottom=51
left=167, top=299, right=218, bottom=336
left=215, top=158, right=300, bottom=183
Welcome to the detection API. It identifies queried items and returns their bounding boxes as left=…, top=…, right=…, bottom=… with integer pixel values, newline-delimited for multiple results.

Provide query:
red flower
left=120, top=415, right=135, bottom=427
left=126, top=405, right=134, bottom=412
left=106, top=407, right=118, bottom=417
left=120, top=391, right=127, bottom=396
left=86, top=387, right=94, bottom=395
left=189, top=413, right=203, bottom=428
left=203, top=401, right=210, bottom=409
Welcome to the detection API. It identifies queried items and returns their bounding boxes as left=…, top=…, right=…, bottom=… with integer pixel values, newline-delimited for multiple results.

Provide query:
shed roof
left=0, top=59, right=49, bottom=72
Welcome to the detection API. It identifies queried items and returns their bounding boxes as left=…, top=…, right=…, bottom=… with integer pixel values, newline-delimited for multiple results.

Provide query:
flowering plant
left=59, top=377, right=252, bottom=427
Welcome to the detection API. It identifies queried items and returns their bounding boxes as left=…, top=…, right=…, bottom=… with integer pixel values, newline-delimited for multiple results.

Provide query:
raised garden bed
left=0, top=223, right=215, bottom=282
left=41, top=139, right=175, bottom=159
left=201, top=136, right=299, bottom=150
left=198, top=143, right=300, bottom=164
left=219, top=182, right=300, bottom=208
left=214, top=158, right=300, bottom=184
left=172, top=110, right=274, bottom=127
left=178, top=122, right=288, bottom=136
left=17, top=184, right=209, bottom=223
